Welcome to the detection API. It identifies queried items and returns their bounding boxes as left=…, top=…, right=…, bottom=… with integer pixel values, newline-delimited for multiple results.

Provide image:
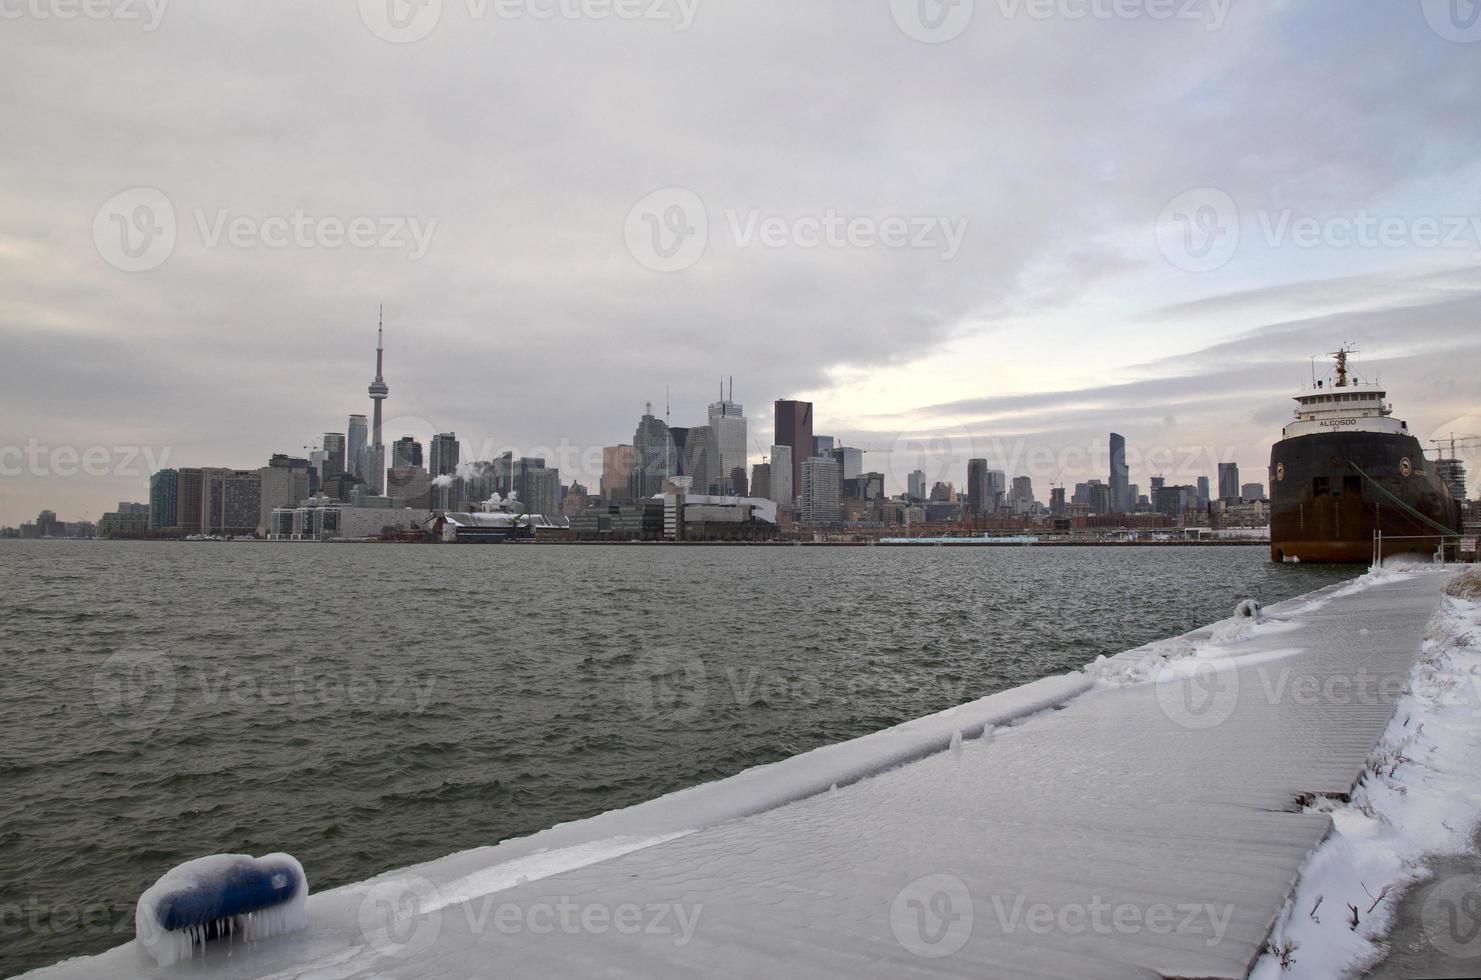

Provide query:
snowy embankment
left=1250, top=567, right=1481, bottom=980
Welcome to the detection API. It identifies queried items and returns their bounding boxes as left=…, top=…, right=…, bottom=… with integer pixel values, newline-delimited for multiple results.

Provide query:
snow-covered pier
left=30, top=567, right=1474, bottom=980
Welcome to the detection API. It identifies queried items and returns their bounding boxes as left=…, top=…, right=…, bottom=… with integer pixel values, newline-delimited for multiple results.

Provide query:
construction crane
left=1428, top=434, right=1481, bottom=459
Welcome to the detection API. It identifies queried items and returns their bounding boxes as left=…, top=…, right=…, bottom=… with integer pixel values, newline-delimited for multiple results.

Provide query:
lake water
left=0, top=541, right=1355, bottom=975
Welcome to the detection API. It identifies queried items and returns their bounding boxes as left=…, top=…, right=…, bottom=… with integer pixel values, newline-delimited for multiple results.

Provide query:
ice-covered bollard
left=1234, top=599, right=1263, bottom=623
left=135, top=853, right=308, bottom=967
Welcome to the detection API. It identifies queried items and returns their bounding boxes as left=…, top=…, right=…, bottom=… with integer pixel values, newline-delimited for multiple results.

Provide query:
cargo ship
left=1269, top=348, right=1463, bottom=563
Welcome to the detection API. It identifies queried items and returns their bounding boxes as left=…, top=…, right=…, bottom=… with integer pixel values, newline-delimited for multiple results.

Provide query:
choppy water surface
left=0, top=542, right=1354, bottom=974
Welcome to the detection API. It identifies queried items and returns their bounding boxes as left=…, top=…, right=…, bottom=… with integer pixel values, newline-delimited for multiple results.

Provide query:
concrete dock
left=29, top=569, right=1455, bottom=980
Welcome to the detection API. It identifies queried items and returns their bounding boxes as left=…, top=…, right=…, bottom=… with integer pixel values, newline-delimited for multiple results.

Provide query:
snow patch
left=1251, top=571, right=1481, bottom=980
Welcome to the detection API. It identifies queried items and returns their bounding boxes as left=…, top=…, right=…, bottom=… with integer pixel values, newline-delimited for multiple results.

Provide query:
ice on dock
left=26, top=566, right=1464, bottom=980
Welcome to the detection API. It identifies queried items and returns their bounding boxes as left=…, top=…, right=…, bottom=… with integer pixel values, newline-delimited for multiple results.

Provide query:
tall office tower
left=1197, top=475, right=1211, bottom=505
left=1242, top=482, right=1265, bottom=502
left=1050, top=486, right=1067, bottom=515
left=684, top=425, right=718, bottom=494
left=393, top=436, right=423, bottom=469
left=750, top=462, right=771, bottom=501
left=708, top=383, right=747, bottom=493
left=1012, top=475, right=1035, bottom=509
left=149, top=469, right=179, bottom=531
left=630, top=403, right=677, bottom=499
left=366, top=308, right=390, bottom=494
left=800, top=455, right=841, bottom=527
left=386, top=466, right=432, bottom=509
left=812, top=435, right=836, bottom=457
left=669, top=427, right=690, bottom=477
left=967, top=459, right=990, bottom=516
left=832, top=447, right=863, bottom=481
left=322, top=433, right=347, bottom=482
left=1218, top=462, right=1241, bottom=501
left=347, top=415, right=368, bottom=478
left=601, top=445, right=636, bottom=503
left=908, top=469, right=927, bottom=501
left=773, top=400, right=813, bottom=501
left=429, top=432, right=459, bottom=478
left=522, top=467, right=562, bottom=516
left=1109, top=432, right=1130, bottom=513
left=1089, top=482, right=1113, bottom=515
left=176, top=468, right=204, bottom=534
left=730, top=466, right=748, bottom=497
left=259, top=455, right=312, bottom=534
left=986, top=469, right=1006, bottom=511
left=1150, top=476, right=1166, bottom=495
left=770, top=445, right=794, bottom=507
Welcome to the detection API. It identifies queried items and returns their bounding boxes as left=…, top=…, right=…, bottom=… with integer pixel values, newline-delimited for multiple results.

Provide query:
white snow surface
left=1250, top=569, right=1481, bottom=980
left=25, top=562, right=1462, bottom=979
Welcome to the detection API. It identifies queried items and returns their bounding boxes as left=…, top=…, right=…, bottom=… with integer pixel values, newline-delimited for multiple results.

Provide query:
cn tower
left=368, top=305, right=390, bottom=448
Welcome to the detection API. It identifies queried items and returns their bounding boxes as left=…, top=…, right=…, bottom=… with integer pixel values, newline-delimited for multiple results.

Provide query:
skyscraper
left=631, top=403, right=677, bottom=499
left=149, top=469, right=178, bottom=531
left=1109, top=433, right=1129, bottom=514
left=259, top=455, right=311, bottom=535
left=800, top=455, right=841, bottom=527
left=833, top=447, right=863, bottom=481
left=366, top=307, right=390, bottom=494
left=601, top=445, right=636, bottom=502
left=1218, top=462, right=1241, bottom=501
left=708, top=383, right=747, bottom=495
left=393, top=436, right=423, bottom=470
left=770, top=445, right=794, bottom=508
left=429, top=432, right=459, bottom=478
left=750, top=462, right=771, bottom=500
left=1197, top=475, right=1211, bottom=505
left=322, top=433, right=347, bottom=482
left=774, top=400, right=813, bottom=501
left=967, top=459, right=990, bottom=516
left=908, top=469, right=927, bottom=501
left=347, top=415, right=368, bottom=478
left=683, top=425, right=718, bottom=494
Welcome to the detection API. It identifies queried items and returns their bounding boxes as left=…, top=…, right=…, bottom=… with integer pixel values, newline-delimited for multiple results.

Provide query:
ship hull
left=1269, top=431, right=1461, bottom=563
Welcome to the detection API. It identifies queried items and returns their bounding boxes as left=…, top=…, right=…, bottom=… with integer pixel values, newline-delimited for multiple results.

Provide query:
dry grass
left=1445, top=568, right=1481, bottom=600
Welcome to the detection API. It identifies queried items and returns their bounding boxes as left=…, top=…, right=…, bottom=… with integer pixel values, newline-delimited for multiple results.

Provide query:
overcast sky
left=3, top=0, right=1480, bottom=523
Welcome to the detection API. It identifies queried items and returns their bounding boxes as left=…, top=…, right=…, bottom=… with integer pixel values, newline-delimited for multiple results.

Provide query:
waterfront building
left=630, top=404, right=677, bottom=499
left=149, top=469, right=179, bottom=531
left=347, top=415, right=368, bottom=478
left=773, top=400, right=813, bottom=500
left=429, top=432, right=459, bottom=478
left=176, top=468, right=204, bottom=534
left=200, top=468, right=263, bottom=536
left=1109, top=433, right=1130, bottom=513
left=800, top=455, right=841, bottom=527
left=601, top=445, right=636, bottom=503
left=259, top=454, right=312, bottom=535
left=270, top=500, right=430, bottom=541
left=97, top=510, right=149, bottom=537
left=1218, top=462, right=1241, bottom=501
left=322, top=433, right=347, bottom=483
left=662, top=493, right=779, bottom=542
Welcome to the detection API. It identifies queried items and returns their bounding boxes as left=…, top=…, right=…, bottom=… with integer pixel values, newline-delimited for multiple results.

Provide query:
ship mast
left=1329, top=346, right=1355, bottom=388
